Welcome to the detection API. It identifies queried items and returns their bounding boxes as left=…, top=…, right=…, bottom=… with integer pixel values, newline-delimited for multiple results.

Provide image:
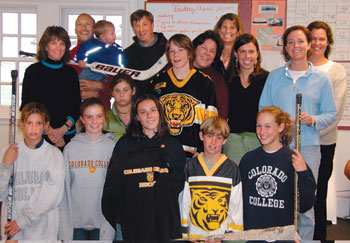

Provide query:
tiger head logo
left=146, top=172, right=154, bottom=182
left=189, top=189, right=230, bottom=232
left=159, top=93, right=200, bottom=135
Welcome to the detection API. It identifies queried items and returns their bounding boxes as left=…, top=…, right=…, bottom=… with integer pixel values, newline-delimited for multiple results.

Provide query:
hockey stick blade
left=19, top=50, right=36, bottom=57
left=70, top=53, right=168, bottom=81
left=20, top=50, right=168, bottom=81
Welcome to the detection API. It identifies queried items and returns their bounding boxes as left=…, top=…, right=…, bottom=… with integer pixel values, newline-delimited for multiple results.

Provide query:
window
left=0, top=10, right=36, bottom=115
left=0, top=5, right=128, bottom=117
left=61, top=9, right=124, bottom=47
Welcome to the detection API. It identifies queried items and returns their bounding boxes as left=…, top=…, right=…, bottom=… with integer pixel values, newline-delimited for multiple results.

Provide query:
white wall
left=334, top=131, right=350, bottom=220
left=0, top=0, right=141, bottom=47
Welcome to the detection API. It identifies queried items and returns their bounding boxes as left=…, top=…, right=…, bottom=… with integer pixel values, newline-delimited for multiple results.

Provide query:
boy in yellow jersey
left=180, top=116, right=243, bottom=239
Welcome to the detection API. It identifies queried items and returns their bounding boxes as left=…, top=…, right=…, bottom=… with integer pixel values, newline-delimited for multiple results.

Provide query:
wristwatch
left=64, top=123, right=71, bottom=130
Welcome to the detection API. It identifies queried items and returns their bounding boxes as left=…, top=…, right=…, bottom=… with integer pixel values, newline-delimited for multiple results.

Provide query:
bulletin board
left=145, top=1, right=239, bottom=40
left=251, top=0, right=286, bottom=50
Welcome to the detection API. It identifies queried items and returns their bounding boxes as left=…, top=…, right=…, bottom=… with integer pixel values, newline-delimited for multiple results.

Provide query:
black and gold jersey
left=180, top=153, right=243, bottom=239
left=151, top=68, right=218, bottom=156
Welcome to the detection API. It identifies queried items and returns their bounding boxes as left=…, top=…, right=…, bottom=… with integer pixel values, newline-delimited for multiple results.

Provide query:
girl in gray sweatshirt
left=59, top=98, right=115, bottom=240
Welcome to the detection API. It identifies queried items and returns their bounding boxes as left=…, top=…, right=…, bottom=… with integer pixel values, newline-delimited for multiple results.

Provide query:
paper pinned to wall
left=145, top=2, right=239, bottom=40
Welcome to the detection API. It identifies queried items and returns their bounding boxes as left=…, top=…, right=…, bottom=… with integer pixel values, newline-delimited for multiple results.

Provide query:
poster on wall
left=286, top=0, right=350, bottom=61
left=337, top=62, right=350, bottom=129
left=251, top=0, right=286, bottom=50
left=145, top=1, right=239, bottom=40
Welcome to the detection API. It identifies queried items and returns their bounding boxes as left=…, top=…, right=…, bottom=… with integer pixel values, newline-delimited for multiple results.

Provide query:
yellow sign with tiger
left=189, top=187, right=231, bottom=232
left=159, top=93, right=200, bottom=135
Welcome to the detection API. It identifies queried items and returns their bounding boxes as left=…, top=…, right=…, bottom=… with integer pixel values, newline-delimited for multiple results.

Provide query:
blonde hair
left=94, top=20, right=114, bottom=39
left=257, top=106, right=293, bottom=147
left=200, top=116, right=230, bottom=138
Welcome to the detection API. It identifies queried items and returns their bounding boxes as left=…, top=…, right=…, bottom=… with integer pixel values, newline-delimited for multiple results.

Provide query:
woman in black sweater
left=21, top=26, right=81, bottom=148
left=224, top=33, right=269, bottom=165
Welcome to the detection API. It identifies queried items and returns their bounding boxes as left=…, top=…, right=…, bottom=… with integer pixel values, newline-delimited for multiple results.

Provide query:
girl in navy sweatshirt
left=239, top=106, right=316, bottom=231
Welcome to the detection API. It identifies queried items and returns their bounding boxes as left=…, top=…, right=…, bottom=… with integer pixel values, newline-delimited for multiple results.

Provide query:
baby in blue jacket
left=76, top=20, right=127, bottom=83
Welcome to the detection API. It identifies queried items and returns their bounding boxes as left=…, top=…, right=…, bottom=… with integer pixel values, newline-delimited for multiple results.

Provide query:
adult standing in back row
left=21, top=26, right=81, bottom=149
left=69, top=13, right=112, bottom=109
left=259, top=25, right=336, bottom=240
left=212, top=13, right=244, bottom=78
left=124, top=9, right=168, bottom=95
left=224, top=33, right=269, bottom=165
left=307, top=21, right=347, bottom=241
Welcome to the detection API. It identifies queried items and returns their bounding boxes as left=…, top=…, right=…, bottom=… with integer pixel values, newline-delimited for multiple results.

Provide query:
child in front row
left=239, top=106, right=316, bottom=230
left=76, top=20, right=127, bottom=83
left=180, top=116, right=243, bottom=239
left=0, top=102, right=64, bottom=240
left=59, top=98, right=115, bottom=240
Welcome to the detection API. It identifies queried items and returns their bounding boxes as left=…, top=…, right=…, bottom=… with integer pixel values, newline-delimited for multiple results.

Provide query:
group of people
left=0, top=8, right=345, bottom=242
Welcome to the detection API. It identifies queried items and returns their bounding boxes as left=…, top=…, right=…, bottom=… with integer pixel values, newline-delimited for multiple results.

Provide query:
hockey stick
left=294, top=93, right=302, bottom=233
left=18, top=50, right=36, bottom=58
left=6, top=70, right=18, bottom=239
left=19, top=50, right=168, bottom=81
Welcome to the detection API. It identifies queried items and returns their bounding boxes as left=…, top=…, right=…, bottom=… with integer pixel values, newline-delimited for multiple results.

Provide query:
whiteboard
left=145, top=1, right=239, bottom=40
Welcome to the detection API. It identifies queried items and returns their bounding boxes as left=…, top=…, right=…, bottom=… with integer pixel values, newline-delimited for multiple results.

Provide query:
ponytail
left=258, top=106, right=293, bottom=147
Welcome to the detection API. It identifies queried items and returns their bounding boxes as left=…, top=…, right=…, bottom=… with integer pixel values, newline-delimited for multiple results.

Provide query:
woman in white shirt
left=307, top=20, right=347, bottom=241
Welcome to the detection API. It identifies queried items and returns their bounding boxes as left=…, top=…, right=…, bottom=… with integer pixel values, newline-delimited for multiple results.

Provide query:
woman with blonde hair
left=240, top=106, right=316, bottom=231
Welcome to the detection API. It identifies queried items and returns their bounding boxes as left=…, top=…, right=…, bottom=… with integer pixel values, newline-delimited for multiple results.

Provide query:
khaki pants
left=223, top=132, right=261, bottom=165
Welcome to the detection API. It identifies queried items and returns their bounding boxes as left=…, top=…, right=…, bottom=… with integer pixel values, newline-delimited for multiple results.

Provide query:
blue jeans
left=298, top=145, right=321, bottom=240
left=73, top=228, right=100, bottom=240
left=79, top=67, right=107, bottom=83
left=115, top=223, right=123, bottom=241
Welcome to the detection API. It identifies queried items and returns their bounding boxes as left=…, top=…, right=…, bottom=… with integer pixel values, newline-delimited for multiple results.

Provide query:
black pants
left=314, top=143, right=336, bottom=240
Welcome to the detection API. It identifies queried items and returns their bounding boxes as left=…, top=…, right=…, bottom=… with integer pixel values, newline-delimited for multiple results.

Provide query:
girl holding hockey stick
left=59, top=98, right=115, bottom=240
left=239, top=106, right=316, bottom=231
left=0, top=102, right=65, bottom=240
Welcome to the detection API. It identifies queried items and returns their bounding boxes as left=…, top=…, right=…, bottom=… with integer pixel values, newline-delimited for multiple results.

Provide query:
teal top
left=104, top=102, right=128, bottom=142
